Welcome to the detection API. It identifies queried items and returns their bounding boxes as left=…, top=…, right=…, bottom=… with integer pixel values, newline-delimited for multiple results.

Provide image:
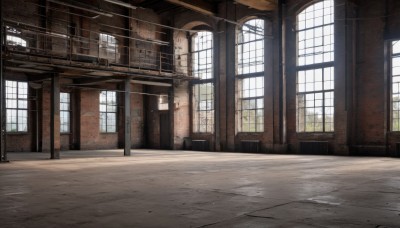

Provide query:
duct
left=47, top=0, right=113, bottom=17
left=103, top=0, right=137, bottom=10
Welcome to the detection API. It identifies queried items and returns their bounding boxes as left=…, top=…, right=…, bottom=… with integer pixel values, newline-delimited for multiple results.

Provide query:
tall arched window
left=237, top=19, right=265, bottom=132
left=296, top=0, right=335, bottom=133
left=192, top=31, right=214, bottom=133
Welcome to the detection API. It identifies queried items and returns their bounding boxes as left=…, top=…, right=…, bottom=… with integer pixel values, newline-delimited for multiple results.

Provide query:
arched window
left=192, top=31, right=214, bottom=133
left=237, top=19, right=265, bottom=133
left=296, top=0, right=335, bottom=133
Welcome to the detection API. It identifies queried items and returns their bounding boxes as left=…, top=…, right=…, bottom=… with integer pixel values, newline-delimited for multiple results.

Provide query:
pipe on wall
left=0, top=0, right=8, bottom=162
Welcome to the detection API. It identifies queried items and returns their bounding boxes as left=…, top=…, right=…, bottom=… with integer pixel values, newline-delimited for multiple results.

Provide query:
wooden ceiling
left=144, top=0, right=277, bottom=15
left=234, top=0, right=277, bottom=11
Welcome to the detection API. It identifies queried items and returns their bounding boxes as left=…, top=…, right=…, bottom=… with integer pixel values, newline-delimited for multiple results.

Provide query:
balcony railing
left=3, top=21, right=192, bottom=78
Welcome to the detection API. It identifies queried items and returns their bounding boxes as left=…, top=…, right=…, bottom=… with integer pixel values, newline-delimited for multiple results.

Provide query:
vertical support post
left=214, top=29, right=221, bottom=151
left=168, top=81, right=175, bottom=150
left=278, top=0, right=287, bottom=146
left=124, top=76, right=131, bottom=156
left=0, top=1, right=7, bottom=162
left=50, top=73, right=60, bottom=159
left=159, top=53, right=162, bottom=72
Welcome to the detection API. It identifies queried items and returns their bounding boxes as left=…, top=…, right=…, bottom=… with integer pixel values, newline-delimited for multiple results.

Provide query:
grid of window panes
left=60, top=93, right=70, bottom=133
left=99, top=91, right=117, bottom=133
left=297, top=0, right=334, bottom=66
left=237, top=19, right=265, bottom=75
left=99, top=33, right=117, bottom=62
left=6, top=35, right=27, bottom=47
left=193, top=83, right=214, bottom=133
left=296, top=0, right=335, bottom=133
left=191, top=31, right=214, bottom=133
left=6, top=26, right=27, bottom=47
left=238, top=77, right=264, bottom=132
left=5, top=81, right=28, bottom=132
left=192, top=31, right=213, bottom=79
left=391, top=41, right=400, bottom=131
left=297, top=67, right=334, bottom=132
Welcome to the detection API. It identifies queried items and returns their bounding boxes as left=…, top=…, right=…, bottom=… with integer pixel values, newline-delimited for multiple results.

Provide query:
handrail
left=3, top=23, right=194, bottom=77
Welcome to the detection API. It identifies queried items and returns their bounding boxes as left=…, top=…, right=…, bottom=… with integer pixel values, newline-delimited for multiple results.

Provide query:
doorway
left=159, top=112, right=171, bottom=149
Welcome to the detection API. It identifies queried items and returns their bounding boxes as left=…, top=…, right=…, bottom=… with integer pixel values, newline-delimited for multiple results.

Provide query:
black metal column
left=0, top=1, right=7, bottom=162
left=124, top=76, right=131, bottom=156
left=50, top=73, right=60, bottom=159
left=214, top=28, right=221, bottom=152
left=168, top=81, right=175, bottom=150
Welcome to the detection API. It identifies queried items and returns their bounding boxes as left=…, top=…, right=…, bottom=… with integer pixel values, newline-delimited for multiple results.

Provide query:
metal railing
left=3, top=21, right=193, bottom=77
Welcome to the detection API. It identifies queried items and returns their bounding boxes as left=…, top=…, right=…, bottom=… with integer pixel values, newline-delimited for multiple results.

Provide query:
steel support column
left=50, top=73, right=60, bottom=159
left=168, top=81, right=175, bottom=150
left=124, top=76, right=131, bottom=156
left=214, top=27, right=221, bottom=151
left=0, top=0, right=7, bottom=162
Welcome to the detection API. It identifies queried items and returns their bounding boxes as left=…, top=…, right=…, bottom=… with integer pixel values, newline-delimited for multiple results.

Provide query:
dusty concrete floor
left=1, top=150, right=400, bottom=228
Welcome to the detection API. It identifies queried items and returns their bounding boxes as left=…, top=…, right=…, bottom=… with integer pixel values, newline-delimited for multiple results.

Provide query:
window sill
left=100, top=132, right=118, bottom=134
left=236, top=132, right=264, bottom=136
left=6, top=132, right=29, bottom=135
left=192, top=132, right=214, bottom=135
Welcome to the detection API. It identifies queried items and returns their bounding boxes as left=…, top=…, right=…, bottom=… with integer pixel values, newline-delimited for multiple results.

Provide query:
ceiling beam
left=234, top=0, right=277, bottom=11
left=166, top=0, right=215, bottom=16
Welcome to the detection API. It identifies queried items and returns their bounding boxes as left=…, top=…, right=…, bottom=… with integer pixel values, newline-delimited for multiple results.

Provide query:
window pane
left=99, top=91, right=117, bottom=133
left=296, top=1, right=334, bottom=133
left=392, top=41, right=400, bottom=131
left=192, top=31, right=213, bottom=79
left=297, top=1, right=334, bottom=66
left=238, top=76, right=264, bottom=132
left=99, top=33, right=118, bottom=62
left=237, top=19, right=265, bottom=75
left=5, top=81, right=28, bottom=132
left=297, top=67, right=334, bottom=132
left=193, top=83, right=214, bottom=133
left=6, top=35, right=27, bottom=47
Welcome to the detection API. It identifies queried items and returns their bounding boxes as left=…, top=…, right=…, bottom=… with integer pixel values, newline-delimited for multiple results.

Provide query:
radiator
left=299, top=141, right=329, bottom=155
left=192, top=140, right=209, bottom=151
left=241, top=140, right=260, bottom=153
left=395, top=143, right=400, bottom=157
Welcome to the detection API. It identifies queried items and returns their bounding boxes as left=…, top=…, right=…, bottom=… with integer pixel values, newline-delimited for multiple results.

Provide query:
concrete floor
left=1, top=150, right=400, bottom=228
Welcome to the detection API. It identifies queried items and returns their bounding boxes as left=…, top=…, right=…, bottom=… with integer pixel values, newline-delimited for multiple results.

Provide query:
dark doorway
left=160, top=112, right=170, bottom=149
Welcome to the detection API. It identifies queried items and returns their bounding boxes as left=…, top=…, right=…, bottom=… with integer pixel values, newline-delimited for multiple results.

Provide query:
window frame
left=60, top=92, right=71, bottom=134
left=236, top=18, right=266, bottom=133
left=190, top=30, right=215, bottom=134
left=5, top=26, right=28, bottom=48
left=295, top=0, right=335, bottom=133
left=99, top=90, right=118, bottom=133
left=5, top=80, right=29, bottom=133
left=390, top=40, right=400, bottom=131
left=99, top=33, right=118, bottom=63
